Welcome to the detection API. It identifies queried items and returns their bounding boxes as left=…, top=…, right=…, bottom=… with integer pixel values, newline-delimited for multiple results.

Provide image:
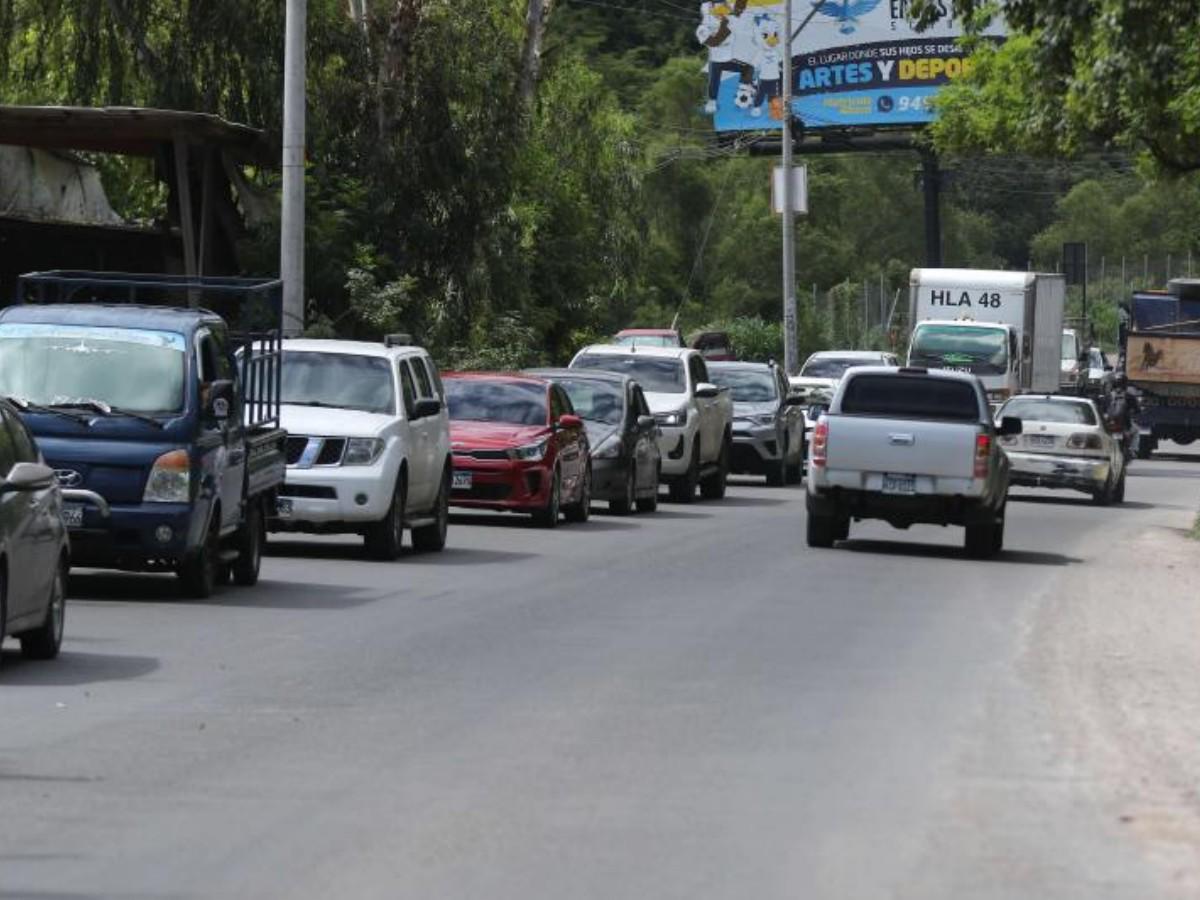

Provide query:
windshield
left=613, top=334, right=678, bottom=348
left=282, top=352, right=395, bottom=414
left=1001, top=398, right=1097, bottom=425
left=1061, top=332, right=1079, bottom=360
left=0, top=323, right=186, bottom=414
left=445, top=379, right=548, bottom=426
left=842, top=374, right=981, bottom=422
left=910, top=324, right=1008, bottom=375
left=572, top=354, right=686, bottom=394
left=710, top=368, right=777, bottom=403
left=554, top=378, right=624, bottom=426
left=800, top=357, right=875, bottom=379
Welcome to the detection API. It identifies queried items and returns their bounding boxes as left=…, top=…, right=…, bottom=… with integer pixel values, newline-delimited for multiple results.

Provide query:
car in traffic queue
left=708, top=361, right=806, bottom=485
left=612, top=328, right=685, bottom=349
left=788, top=349, right=900, bottom=406
left=0, top=399, right=74, bottom=665
left=1060, top=327, right=1084, bottom=393
left=269, top=337, right=452, bottom=560
left=443, top=373, right=591, bottom=527
left=526, top=368, right=662, bottom=514
left=1083, top=346, right=1115, bottom=398
left=687, top=330, right=736, bottom=362
left=569, top=345, right=733, bottom=503
left=995, top=394, right=1126, bottom=505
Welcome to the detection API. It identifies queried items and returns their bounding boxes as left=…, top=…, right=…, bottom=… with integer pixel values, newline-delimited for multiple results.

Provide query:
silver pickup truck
left=805, top=367, right=1022, bottom=558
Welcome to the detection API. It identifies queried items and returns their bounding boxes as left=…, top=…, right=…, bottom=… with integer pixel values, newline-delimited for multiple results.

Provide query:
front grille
left=286, top=436, right=347, bottom=467
left=279, top=485, right=337, bottom=499
left=285, top=437, right=307, bottom=465
left=454, top=448, right=509, bottom=460
left=316, top=438, right=346, bottom=465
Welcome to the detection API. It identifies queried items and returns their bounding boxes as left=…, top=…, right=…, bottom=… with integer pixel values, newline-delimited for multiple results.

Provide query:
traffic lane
left=0, top=470, right=1191, bottom=898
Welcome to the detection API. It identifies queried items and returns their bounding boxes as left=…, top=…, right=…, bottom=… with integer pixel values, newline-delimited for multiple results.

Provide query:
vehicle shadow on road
left=839, top=539, right=1082, bottom=566
left=1008, top=495, right=1159, bottom=511
left=0, top=648, right=158, bottom=685
left=1128, top=466, right=1200, bottom=479
left=69, top=572, right=382, bottom=611
left=705, top=495, right=791, bottom=508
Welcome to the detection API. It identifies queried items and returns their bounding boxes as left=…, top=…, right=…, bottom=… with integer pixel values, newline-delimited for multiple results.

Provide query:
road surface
left=3, top=453, right=1200, bottom=899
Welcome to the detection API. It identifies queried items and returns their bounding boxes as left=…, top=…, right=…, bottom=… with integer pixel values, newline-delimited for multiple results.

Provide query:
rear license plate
left=275, top=497, right=294, bottom=519
left=452, top=471, right=473, bottom=490
left=881, top=473, right=917, bottom=495
left=1028, top=434, right=1055, bottom=448
left=61, top=505, right=83, bottom=528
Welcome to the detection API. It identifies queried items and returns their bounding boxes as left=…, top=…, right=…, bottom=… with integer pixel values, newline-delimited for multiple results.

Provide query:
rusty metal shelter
left=0, top=105, right=275, bottom=300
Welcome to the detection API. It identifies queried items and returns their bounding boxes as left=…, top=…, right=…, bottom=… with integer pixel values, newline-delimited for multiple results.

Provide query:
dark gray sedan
left=0, top=399, right=72, bottom=665
left=709, top=361, right=807, bottom=486
left=525, top=369, right=661, bottom=513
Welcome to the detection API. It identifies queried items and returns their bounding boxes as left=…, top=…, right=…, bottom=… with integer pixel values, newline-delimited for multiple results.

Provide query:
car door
left=0, top=415, right=37, bottom=622
left=776, top=368, right=802, bottom=460
left=197, top=327, right=243, bottom=533
left=630, top=384, right=658, bottom=490
left=689, top=354, right=719, bottom=464
left=5, top=409, right=60, bottom=608
left=551, top=386, right=586, bottom=498
left=395, top=358, right=431, bottom=510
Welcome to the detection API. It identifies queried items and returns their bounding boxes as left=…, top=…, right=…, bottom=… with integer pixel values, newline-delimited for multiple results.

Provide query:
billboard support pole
left=781, top=0, right=798, bottom=375
left=921, top=148, right=942, bottom=267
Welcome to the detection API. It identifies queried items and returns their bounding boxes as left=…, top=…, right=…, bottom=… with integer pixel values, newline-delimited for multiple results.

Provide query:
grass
left=1191, top=513, right=1200, bottom=541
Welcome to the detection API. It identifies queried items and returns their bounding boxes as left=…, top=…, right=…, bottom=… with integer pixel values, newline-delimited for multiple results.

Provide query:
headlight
left=343, top=437, right=385, bottom=466
left=143, top=449, right=190, bottom=503
left=654, top=407, right=687, bottom=427
left=593, top=435, right=623, bottom=459
left=509, top=439, right=548, bottom=461
left=753, top=413, right=777, bottom=427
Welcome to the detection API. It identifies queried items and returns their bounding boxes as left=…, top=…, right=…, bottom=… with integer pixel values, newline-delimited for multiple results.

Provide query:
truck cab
left=0, top=272, right=286, bottom=597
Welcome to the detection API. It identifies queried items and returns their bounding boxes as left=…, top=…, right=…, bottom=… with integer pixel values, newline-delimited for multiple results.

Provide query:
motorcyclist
left=1106, top=373, right=1139, bottom=461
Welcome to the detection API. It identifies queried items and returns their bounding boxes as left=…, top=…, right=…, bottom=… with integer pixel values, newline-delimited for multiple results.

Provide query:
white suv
left=570, top=345, right=732, bottom=502
left=271, top=337, right=452, bottom=559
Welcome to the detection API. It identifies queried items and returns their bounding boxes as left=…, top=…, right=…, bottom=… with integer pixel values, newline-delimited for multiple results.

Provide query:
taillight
left=811, top=420, right=829, bottom=467
left=1067, top=432, right=1103, bottom=450
left=974, top=433, right=991, bottom=478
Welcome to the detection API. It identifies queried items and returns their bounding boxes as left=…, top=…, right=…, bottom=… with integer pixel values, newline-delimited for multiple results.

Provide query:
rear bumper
left=1005, top=451, right=1109, bottom=493
left=65, top=502, right=199, bottom=570
left=450, top=456, right=553, bottom=512
left=806, top=486, right=997, bottom=528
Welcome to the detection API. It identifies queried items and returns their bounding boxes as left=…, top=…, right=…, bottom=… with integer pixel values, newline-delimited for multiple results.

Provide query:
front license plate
left=881, top=473, right=917, bottom=495
left=61, top=505, right=83, bottom=528
left=1028, top=434, right=1055, bottom=448
left=275, top=497, right=294, bottom=519
left=452, top=471, right=473, bottom=490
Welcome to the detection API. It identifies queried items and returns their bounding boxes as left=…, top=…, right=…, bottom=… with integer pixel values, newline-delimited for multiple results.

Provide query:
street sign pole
left=781, top=0, right=797, bottom=375
left=281, top=0, right=307, bottom=337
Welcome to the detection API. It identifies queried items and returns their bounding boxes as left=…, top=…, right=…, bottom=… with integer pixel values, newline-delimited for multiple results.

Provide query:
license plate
left=61, top=505, right=83, bottom=528
left=1028, top=434, right=1055, bottom=448
left=881, top=473, right=917, bottom=495
left=275, top=497, right=294, bottom=519
left=452, top=471, right=473, bottom=490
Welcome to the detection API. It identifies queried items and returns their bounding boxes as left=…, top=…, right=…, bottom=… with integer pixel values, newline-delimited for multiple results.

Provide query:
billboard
left=697, top=0, right=1005, bottom=131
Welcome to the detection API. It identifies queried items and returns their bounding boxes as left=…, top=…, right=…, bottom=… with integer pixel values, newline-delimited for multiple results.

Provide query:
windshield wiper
left=51, top=399, right=166, bottom=429
left=6, top=397, right=93, bottom=426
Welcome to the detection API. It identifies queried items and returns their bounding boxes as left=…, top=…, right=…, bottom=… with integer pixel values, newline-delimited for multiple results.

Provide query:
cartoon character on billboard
left=750, top=13, right=783, bottom=119
left=697, top=1, right=755, bottom=114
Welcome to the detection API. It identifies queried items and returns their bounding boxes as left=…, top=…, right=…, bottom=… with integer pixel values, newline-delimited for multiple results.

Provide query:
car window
left=424, top=357, right=445, bottom=399
left=549, top=386, right=569, bottom=420
left=555, top=378, right=623, bottom=426
left=5, top=409, right=37, bottom=463
left=689, top=355, right=709, bottom=385
left=709, top=367, right=776, bottom=402
left=397, top=360, right=417, bottom=418
left=841, top=375, right=981, bottom=422
left=445, top=379, right=549, bottom=426
left=197, top=330, right=231, bottom=383
left=410, top=356, right=434, bottom=398
left=0, top=410, right=17, bottom=477
left=572, top=354, right=686, bottom=394
left=1001, top=398, right=1097, bottom=425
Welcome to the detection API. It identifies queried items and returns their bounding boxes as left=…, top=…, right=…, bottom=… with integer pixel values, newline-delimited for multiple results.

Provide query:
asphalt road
left=3, top=453, right=1200, bottom=899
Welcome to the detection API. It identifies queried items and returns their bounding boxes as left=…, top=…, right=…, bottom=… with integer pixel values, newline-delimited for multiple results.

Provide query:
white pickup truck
left=806, top=367, right=1021, bottom=558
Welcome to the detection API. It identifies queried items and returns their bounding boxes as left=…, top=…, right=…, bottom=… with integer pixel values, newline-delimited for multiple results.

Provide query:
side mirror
left=998, top=416, right=1023, bottom=437
left=206, top=379, right=235, bottom=421
left=412, top=398, right=442, bottom=420
left=0, top=461, right=55, bottom=494
left=694, top=382, right=719, bottom=399
left=785, top=394, right=807, bottom=406
left=557, top=414, right=583, bottom=430
left=636, top=414, right=656, bottom=430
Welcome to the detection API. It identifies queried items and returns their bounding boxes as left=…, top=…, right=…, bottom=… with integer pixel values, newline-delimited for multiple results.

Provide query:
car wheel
left=699, top=435, right=729, bottom=500
left=806, top=511, right=838, bottom=548
left=1136, top=440, right=1153, bottom=460
left=787, top=434, right=805, bottom=483
left=0, top=571, right=7, bottom=670
left=964, top=519, right=999, bottom=559
left=565, top=465, right=592, bottom=523
left=1091, top=474, right=1114, bottom=506
left=765, top=444, right=787, bottom=487
left=669, top=444, right=700, bottom=503
left=610, top=464, right=635, bottom=515
left=231, top=499, right=264, bottom=587
left=365, top=475, right=406, bottom=560
left=412, top=469, right=450, bottom=552
left=636, top=464, right=660, bottom=513
left=19, top=561, right=66, bottom=660
left=178, top=510, right=222, bottom=599
left=532, top=468, right=561, bottom=528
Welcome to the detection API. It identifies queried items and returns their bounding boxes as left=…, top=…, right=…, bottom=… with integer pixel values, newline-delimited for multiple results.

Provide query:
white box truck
left=906, top=268, right=1066, bottom=404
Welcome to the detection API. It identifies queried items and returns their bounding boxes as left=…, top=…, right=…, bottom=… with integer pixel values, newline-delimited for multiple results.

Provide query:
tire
left=765, top=447, right=786, bottom=487
left=807, top=512, right=838, bottom=548
left=532, top=468, right=561, bottom=528
left=1136, top=439, right=1153, bottom=460
left=178, top=509, right=222, bottom=599
left=609, top=464, right=636, bottom=515
left=669, top=445, right=700, bottom=504
left=231, top=500, right=264, bottom=587
left=785, top=436, right=803, bottom=484
left=991, top=502, right=1006, bottom=555
left=964, top=520, right=998, bottom=559
left=20, top=562, right=66, bottom=660
left=1092, top=474, right=1114, bottom=506
left=636, top=465, right=660, bottom=513
left=412, top=469, right=450, bottom=553
left=564, top=465, right=592, bottom=523
left=1112, top=471, right=1126, bottom=504
left=365, top=475, right=406, bottom=560
left=699, top=435, right=729, bottom=500
left=0, top=571, right=7, bottom=670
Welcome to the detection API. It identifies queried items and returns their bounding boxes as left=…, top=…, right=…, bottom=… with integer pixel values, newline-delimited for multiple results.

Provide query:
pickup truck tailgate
left=826, top=415, right=978, bottom=480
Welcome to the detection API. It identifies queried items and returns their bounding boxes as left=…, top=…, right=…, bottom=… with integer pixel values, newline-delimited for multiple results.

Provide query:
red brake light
left=812, top=420, right=829, bottom=467
left=974, top=433, right=991, bottom=478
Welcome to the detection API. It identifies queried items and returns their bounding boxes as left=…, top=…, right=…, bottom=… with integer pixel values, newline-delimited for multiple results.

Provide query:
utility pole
left=281, top=0, right=307, bottom=336
left=781, top=0, right=797, bottom=374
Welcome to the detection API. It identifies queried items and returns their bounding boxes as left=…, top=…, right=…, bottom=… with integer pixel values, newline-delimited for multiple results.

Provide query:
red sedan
left=443, top=373, right=591, bottom=527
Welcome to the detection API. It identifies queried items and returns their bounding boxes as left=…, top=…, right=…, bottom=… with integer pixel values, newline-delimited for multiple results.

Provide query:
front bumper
left=1005, top=450, right=1110, bottom=493
left=273, top=462, right=394, bottom=527
left=450, top=455, right=553, bottom=512
left=656, top=426, right=693, bottom=477
left=64, top=501, right=197, bottom=569
left=590, top=456, right=629, bottom=500
left=729, top=425, right=780, bottom=473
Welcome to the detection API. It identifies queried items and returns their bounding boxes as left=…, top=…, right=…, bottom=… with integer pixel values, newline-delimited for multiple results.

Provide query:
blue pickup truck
left=0, top=271, right=287, bottom=597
